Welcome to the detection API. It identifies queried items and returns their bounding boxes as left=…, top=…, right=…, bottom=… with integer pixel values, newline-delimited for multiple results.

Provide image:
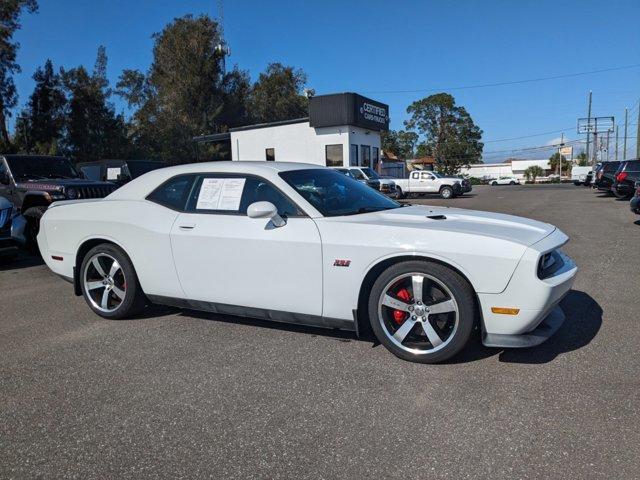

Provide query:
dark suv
left=611, top=159, right=640, bottom=199
left=77, top=159, right=167, bottom=187
left=594, top=161, right=622, bottom=193
left=631, top=181, right=640, bottom=215
left=0, top=155, right=116, bottom=247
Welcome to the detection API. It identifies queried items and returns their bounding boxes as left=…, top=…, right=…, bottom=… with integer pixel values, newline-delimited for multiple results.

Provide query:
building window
left=360, top=145, right=371, bottom=167
left=372, top=147, right=380, bottom=171
left=325, top=144, right=343, bottom=167
left=265, top=148, right=275, bottom=161
left=350, top=144, right=358, bottom=166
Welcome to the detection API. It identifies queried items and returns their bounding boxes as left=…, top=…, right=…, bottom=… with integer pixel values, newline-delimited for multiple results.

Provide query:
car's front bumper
left=478, top=230, right=577, bottom=347
left=482, top=305, right=565, bottom=348
left=631, top=196, right=640, bottom=214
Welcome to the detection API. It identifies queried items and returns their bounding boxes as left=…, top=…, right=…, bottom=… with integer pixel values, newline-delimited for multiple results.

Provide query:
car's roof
left=107, top=161, right=325, bottom=201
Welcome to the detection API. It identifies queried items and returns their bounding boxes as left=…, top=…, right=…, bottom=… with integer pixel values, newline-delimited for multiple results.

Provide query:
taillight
left=616, top=172, right=628, bottom=182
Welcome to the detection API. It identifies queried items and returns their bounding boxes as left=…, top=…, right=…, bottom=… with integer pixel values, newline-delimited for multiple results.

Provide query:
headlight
left=66, top=188, right=77, bottom=199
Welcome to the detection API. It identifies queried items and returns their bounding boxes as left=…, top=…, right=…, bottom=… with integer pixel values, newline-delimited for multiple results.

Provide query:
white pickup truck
left=393, top=170, right=463, bottom=199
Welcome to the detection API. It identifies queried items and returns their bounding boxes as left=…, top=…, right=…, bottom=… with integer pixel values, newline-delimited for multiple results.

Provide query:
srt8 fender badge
left=333, top=259, right=351, bottom=267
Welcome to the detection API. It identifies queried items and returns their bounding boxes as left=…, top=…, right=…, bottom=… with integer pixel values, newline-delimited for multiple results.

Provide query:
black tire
left=491, top=181, right=498, bottom=186
left=367, top=260, right=476, bottom=364
left=79, top=243, right=146, bottom=319
left=22, top=205, right=48, bottom=253
left=440, top=186, right=454, bottom=199
left=509, top=181, right=516, bottom=185
left=396, top=187, right=406, bottom=199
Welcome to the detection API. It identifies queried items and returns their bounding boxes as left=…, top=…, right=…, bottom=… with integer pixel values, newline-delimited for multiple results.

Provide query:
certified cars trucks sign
left=309, top=93, right=389, bottom=131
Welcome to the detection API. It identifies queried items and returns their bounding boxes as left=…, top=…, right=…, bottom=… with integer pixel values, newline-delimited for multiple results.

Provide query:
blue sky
left=12, top=0, right=640, bottom=161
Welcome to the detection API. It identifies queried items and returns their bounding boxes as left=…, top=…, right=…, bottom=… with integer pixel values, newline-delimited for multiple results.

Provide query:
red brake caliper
left=393, top=288, right=412, bottom=324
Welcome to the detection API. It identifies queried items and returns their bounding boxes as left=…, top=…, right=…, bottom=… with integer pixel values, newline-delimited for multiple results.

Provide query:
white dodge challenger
left=38, top=162, right=577, bottom=363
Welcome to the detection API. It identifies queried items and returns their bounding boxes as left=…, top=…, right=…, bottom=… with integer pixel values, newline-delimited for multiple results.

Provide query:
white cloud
left=546, top=136, right=572, bottom=146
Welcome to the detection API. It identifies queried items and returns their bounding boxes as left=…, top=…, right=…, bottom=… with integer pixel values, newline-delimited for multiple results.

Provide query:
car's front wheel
left=368, top=261, right=476, bottom=363
left=80, top=243, right=146, bottom=319
left=396, top=187, right=406, bottom=199
left=491, top=181, right=498, bottom=186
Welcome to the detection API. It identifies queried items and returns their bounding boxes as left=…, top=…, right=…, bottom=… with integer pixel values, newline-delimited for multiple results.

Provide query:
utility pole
left=605, top=130, right=610, bottom=161
left=558, top=133, right=564, bottom=180
left=636, top=101, right=640, bottom=159
left=585, top=91, right=592, bottom=164
left=615, top=124, right=619, bottom=161
left=623, top=108, right=628, bottom=160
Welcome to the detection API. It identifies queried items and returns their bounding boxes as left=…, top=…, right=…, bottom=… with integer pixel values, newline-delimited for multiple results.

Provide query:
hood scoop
left=426, top=214, right=447, bottom=220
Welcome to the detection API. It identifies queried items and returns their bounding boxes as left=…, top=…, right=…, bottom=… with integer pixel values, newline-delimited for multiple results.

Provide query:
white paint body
left=491, top=177, right=521, bottom=185
left=38, top=162, right=577, bottom=337
left=571, top=166, right=592, bottom=183
left=393, top=170, right=461, bottom=194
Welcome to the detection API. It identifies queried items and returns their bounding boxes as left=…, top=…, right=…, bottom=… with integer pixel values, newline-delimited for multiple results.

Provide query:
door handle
left=179, top=224, right=196, bottom=230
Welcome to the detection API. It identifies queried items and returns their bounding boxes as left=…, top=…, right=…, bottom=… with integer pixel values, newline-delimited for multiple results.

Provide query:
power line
left=363, top=63, right=640, bottom=95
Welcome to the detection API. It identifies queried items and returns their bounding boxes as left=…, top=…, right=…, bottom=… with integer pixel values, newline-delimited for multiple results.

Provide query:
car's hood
left=331, top=205, right=555, bottom=246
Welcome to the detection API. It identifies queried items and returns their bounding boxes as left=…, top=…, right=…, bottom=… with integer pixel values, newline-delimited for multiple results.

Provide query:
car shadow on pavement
left=0, top=251, right=43, bottom=271
left=496, top=290, right=602, bottom=364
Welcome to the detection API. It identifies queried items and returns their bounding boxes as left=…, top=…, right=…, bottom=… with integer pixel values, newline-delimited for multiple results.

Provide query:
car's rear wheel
left=396, top=187, right=406, bottom=199
left=368, top=261, right=476, bottom=363
left=491, top=181, right=498, bottom=186
left=80, top=244, right=146, bottom=319
left=440, top=186, right=454, bottom=199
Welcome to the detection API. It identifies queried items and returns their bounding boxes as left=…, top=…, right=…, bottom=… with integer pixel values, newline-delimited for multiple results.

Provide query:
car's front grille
left=76, top=186, right=116, bottom=199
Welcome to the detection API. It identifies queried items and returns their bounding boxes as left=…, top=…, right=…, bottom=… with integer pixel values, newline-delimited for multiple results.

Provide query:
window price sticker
left=196, top=178, right=246, bottom=211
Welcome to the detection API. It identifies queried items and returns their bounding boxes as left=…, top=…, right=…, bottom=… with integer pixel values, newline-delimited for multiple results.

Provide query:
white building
left=195, top=93, right=389, bottom=168
left=459, top=159, right=551, bottom=180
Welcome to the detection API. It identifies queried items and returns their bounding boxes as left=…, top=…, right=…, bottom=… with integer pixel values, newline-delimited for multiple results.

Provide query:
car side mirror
left=247, top=201, right=286, bottom=227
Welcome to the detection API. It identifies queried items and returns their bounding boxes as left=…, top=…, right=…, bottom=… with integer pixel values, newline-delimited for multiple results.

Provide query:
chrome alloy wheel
left=377, top=272, right=459, bottom=355
left=83, top=253, right=127, bottom=313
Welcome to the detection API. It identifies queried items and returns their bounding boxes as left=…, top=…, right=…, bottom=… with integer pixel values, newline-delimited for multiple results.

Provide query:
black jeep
left=0, top=155, right=117, bottom=247
left=77, top=159, right=167, bottom=187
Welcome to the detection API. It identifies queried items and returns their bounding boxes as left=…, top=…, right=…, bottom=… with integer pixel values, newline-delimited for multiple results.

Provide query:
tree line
left=2, top=1, right=484, bottom=173
left=1, top=5, right=309, bottom=163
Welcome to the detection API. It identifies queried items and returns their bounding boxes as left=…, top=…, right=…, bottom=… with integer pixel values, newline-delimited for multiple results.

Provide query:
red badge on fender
left=333, top=259, right=351, bottom=267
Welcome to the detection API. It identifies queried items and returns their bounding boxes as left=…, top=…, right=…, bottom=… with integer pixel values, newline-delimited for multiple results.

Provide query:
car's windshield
left=431, top=172, right=442, bottom=178
left=7, top=156, right=79, bottom=180
left=361, top=167, right=380, bottom=179
left=280, top=168, right=401, bottom=217
left=127, top=161, right=166, bottom=178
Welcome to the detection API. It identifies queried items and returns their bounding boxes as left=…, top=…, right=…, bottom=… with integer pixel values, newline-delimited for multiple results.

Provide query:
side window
left=239, top=177, right=301, bottom=217
left=411, top=171, right=420, bottom=179
left=147, top=174, right=197, bottom=211
left=266, top=148, right=275, bottom=161
left=421, top=172, right=433, bottom=180
left=350, top=169, right=366, bottom=180
left=186, top=175, right=301, bottom=217
left=80, top=165, right=102, bottom=181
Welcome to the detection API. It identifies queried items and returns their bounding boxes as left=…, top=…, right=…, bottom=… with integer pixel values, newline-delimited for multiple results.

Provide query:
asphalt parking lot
left=1, top=184, right=639, bottom=479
